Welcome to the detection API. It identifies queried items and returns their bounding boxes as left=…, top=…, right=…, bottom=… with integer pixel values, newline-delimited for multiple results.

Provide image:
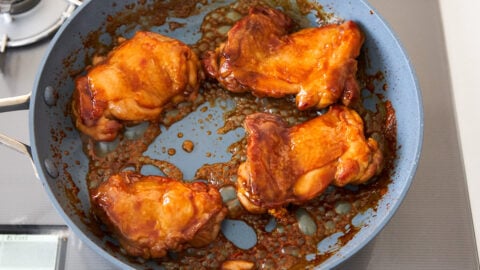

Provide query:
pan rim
left=28, top=0, right=424, bottom=269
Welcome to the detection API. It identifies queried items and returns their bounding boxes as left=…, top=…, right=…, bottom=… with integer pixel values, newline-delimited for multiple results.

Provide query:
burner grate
left=0, top=0, right=41, bottom=15
left=0, top=0, right=80, bottom=48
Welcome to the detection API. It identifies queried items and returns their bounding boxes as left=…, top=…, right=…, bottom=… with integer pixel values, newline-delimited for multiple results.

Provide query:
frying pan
left=0, top=0, right=423, bottom=269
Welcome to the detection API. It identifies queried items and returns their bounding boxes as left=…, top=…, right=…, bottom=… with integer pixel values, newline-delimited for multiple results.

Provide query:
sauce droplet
left=167, top=148, right=176, bottom=156
left=182, top=140, right=194, bottom=153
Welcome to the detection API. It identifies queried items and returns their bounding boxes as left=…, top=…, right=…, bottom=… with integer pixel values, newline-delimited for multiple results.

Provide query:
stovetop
left=0, top=0, right=478, bottom=269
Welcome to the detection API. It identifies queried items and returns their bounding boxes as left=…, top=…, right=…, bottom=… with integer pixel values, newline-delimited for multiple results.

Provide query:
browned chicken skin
left=91, top=172, right=227, bottom=259
left=237, top=106, right=383, bottom=214
left=203, top=6, right=364, bottom=110
left=72, top=31, right=203, bottom=141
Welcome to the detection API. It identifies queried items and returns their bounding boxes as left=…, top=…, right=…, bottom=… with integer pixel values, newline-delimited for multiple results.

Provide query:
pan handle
left=0, top=93, right=30, bottom=112
left=0, top=93, right=33, bottom=160
left=0, top=133, right=32, bottom=158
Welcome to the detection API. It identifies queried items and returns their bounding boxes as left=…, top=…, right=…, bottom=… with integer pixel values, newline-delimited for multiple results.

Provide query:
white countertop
left=439, top=0, right=480, bottom=256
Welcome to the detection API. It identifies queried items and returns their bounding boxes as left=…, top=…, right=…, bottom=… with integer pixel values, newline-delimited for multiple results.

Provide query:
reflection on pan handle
left=0, top=93, right=30, bottom=112
left=0, top=93, right=37, bottom=176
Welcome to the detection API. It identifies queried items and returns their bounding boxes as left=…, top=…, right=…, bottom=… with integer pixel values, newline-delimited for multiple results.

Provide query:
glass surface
left=0, top=234, right=58, bottom=270
left=0, top=226, right=67, bottom=270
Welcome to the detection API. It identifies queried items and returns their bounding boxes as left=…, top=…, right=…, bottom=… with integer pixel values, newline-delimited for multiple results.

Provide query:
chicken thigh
left=236, top=106, right=383, bottom=214
left=72, top=31, right=203, bottom=141
left=91, top=172, right=227, bottom=259
left=203, top=6, right=364, bottom=110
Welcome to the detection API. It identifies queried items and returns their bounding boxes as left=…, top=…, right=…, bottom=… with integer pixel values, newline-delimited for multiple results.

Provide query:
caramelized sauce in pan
left=62, top=0, right=397, bottom=269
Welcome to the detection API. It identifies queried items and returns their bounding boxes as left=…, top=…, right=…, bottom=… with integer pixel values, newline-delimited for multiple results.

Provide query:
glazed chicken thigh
left=72, top=31, right=203, bottom=141
left=91, top=172, right=227, bottom=259
left=236, top=106, right=383, bottom=214
left=203, top=6, right=364, bottom=110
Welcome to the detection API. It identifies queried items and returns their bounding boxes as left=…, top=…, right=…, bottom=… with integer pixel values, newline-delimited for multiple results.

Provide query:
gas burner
left=0, top=0, right=41, bottom=15
left=0, top=0, right=80, bottom=48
